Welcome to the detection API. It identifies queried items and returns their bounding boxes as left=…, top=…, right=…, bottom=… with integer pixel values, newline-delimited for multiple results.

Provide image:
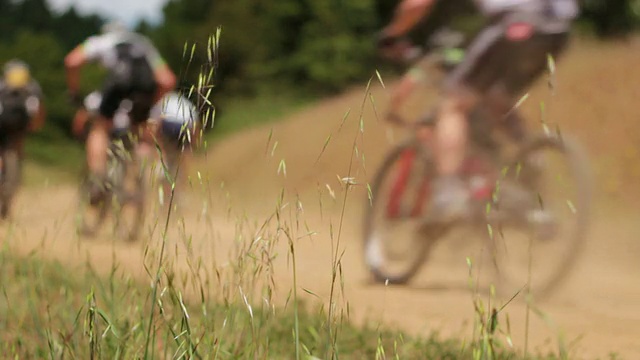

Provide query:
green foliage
left=0, top=0, right=104, bottom=140
left=148, top=0, right=381, bottom=95
left=580, top=0, right=640, bottom=36
left=0, top=249, right=568, bottom=359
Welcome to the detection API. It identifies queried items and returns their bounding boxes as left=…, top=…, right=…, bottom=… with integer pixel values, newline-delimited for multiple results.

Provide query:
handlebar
left=377, top=28, right=467, bottom=130
left=378, top=28, right=467, bottom=66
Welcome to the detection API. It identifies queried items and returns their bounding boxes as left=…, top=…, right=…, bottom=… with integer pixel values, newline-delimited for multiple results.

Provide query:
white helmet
left=101, top=20, right=128, bottom=34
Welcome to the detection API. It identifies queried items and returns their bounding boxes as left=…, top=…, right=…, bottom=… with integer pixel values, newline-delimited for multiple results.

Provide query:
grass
left=0, top=247, right=572, bottom=359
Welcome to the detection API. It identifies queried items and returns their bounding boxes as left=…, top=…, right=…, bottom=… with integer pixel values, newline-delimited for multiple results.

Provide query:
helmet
left=101, top=20, right=128, bottom=34
left=3, top=59, right=31, bottom=89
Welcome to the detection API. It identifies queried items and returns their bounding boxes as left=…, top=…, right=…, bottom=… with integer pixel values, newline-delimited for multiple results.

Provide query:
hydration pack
left=0, top=87, right=31, bottom=133
left=110, top=42, right=155, bottom=92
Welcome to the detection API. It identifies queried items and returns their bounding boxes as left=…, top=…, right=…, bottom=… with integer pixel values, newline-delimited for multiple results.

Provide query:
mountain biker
left=151, top=91, right=199, bottom=151
left=148, top=91, right=200, bottom=206
left=64, top=21, right=177, bottom=204
left=0, top=60, right=46, bottom=139
left=0, top=60, right=46, bottom=217
left=377, top=0, right=578, bottom=220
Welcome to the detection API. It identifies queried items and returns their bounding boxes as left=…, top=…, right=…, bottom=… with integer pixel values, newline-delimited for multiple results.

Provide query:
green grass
left=0, top=248, right=571, bottom=359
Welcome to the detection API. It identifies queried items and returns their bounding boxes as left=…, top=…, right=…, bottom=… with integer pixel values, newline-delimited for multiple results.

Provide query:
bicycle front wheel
left=487, top=133, right=592, bottom=299
left=363, top=139, right=447, bottom=285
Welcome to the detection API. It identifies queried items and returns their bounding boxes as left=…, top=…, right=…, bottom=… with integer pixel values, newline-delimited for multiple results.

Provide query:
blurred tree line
left=0, top=0, right=103, bottom=137
left=141, top=0, right=640, bottom=99
left=0, top=0, right=639, bottom=138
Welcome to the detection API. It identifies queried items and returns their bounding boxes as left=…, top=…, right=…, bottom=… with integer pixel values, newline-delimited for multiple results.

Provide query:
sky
left=47, top=0, right=165, bottom=25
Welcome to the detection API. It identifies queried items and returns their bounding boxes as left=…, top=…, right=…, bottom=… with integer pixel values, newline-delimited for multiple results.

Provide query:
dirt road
left=5, top=38, right=640, bottom=359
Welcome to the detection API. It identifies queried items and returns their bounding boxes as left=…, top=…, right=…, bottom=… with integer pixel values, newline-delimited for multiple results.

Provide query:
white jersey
left=151, top=91, right=199, bottom=125
left=82, top=31, right=165, bottom=71
left=474, top=0, right=579, bottom=19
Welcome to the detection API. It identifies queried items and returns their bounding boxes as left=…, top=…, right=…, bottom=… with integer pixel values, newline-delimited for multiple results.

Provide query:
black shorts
left=99, top=68, right=157, bottom=125
left=445, top=12, right=571, bottom=98
left=161, top=121, right=192, bottom=149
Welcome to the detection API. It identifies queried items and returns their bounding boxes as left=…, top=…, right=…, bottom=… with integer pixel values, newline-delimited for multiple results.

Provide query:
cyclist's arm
left=28, top=81, right=46, bottom=131
left=153, top=63, right=177, bottom=103
left=382, top=0, right=436, bottom=38
left=64, top=45, right=88, bottom=97
left=144, top=44, right=177, bottom=103
left=64, top=35, right=106, bottom=96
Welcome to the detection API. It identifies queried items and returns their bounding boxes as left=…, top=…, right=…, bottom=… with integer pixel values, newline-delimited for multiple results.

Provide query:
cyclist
left=377, top=0, right=578, bottom=220
left=148, top=91, right=200, bottom=206
left=0, top=59, right=46, bottom=139
left=64, top=21, right=176, bottom=204
left=0, top=60, right=46, bottom=216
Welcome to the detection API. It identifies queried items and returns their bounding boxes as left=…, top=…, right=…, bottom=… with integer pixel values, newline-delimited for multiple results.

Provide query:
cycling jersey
left=151, top=92, right=199, bottom=126
left=151, top=92, right=198, bottom=148
left=82, top=32, right=166, bottom=71
left=474, top=0, right=579, bottom=20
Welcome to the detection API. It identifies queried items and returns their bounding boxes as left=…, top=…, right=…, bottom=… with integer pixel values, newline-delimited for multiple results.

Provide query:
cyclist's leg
left=86, top=83, right=123, bottom=202
left=128, top=87, right=158, bottom=177
left=484, top=83, right=528, bottom=143
left=160, top=120, right=189, bottom=204
left=428, top=23, right=506, bottom=219
left=8, top=131, right=26, bottom=186
left=499, top=28, right=570, bottom=194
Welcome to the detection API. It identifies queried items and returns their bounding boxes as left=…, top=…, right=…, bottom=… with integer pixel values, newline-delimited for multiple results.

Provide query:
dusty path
left=4, top=38, right=640, bottom=359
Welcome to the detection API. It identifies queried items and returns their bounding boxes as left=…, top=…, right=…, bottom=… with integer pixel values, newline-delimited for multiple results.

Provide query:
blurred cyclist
left=64, top=21, right=176, bottom=204
left=0, top=59, right=46, bottom=142
left=377, top=0, right=578, bottom=220
left=0, top=59, right=46, bottom=216
left=149, top=91, right=199, bottom=206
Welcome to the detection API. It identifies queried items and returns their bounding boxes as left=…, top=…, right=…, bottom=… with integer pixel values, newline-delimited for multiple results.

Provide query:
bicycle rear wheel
left=76, top=171, right=109, bottom=238
left=487, top=133, right=592, bottom=298
left=109, top=141, right=146, bottom=242
left=363, top=139, right=448, bottom=285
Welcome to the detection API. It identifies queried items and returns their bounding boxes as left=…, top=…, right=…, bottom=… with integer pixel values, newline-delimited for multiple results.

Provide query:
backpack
left=109, top=42, right=155, bottom=93
left=0, top=86, right=31, bottom=133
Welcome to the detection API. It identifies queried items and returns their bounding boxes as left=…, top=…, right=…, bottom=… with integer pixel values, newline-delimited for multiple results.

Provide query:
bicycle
left=363, top=31, right=593, bottom=298
left=74, top=95, right=146, bottom=242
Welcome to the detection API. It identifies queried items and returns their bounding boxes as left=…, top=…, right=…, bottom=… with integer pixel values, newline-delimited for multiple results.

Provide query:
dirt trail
left=5, top=38, right=640, bottom=359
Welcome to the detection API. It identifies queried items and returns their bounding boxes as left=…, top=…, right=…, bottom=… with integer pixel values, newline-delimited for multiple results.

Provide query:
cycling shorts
left=445, top=11, right=571, bottom=98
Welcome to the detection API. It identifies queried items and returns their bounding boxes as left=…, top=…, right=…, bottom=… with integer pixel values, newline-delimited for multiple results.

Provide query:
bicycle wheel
left=109, top=141, right=145, bottom=242
left=363, top=138, right=449, bottom=284
left=486, top=133, right=592, bottom=298
left=0, top=148, right=21, bottom=219
left=76, top=170, right=109, bottom=238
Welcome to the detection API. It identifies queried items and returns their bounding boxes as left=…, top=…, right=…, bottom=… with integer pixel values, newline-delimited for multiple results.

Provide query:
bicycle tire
left=76, top=168, right=109, bottom=237
left=363, top=138, right=446, bottom=285
left=490, top=133, right=592, bottom=298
